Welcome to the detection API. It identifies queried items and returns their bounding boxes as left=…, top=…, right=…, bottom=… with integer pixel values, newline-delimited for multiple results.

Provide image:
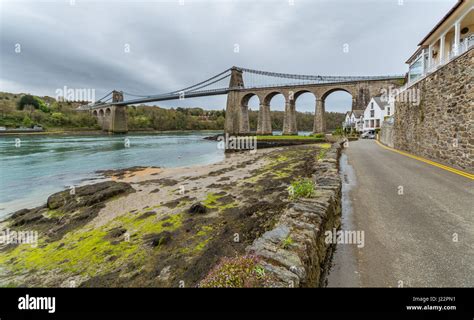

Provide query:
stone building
left=406, top=0, right=473, bottom=85
left=388, top=0, right=474, bottom=172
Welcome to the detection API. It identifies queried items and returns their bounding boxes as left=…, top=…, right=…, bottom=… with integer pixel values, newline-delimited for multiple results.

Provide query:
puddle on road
left=326, top=151, right=361, bottom=287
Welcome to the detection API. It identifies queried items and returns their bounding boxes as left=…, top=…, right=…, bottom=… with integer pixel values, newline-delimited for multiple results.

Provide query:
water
left=0, top=131, right=225, bottom=218
left=326, top=152, right=360, bottom=287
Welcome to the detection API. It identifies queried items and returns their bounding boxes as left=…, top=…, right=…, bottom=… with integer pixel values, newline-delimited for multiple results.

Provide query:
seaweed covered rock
left=188, top=202, right=207, bottom=215
left=47, top=181, right=134, bottom=211
left=8, top=181, right=135, bottom=241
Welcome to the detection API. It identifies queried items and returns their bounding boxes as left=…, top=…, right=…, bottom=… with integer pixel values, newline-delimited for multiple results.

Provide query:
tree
left=22, top=115, right=33, bottom=128
left=17, top=95, right=50, bottom=113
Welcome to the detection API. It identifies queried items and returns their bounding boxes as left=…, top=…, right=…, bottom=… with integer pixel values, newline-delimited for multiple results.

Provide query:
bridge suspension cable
left=122, top=91, right=151, bottom=98
left=169, top=68, right=232, bottom=94
left=239, top=67, right=404, bottom=83
left=187, top=73, right=230, bottom=93
left=95, top=91, right=113, bottom=102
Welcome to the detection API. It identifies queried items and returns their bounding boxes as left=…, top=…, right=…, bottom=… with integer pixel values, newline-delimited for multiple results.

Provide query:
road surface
left=327, top=139, right=474, bottom=287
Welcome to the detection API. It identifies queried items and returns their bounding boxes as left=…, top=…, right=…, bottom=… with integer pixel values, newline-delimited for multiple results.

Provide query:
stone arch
left=255, top=91, right=285, bottom=135
left=241, top=92, right=260, bottom=107
left=263, top=91, right=286, bottom=107
left=99, top=109, right=104, bottom=117
left=320, top=87, right=352, bottom=101
left=239, top=93, right=260, bottom=133
left=315, top=87, right=354, bottom=134
left=92, top=110, right=98, bottom=116
left=291, top=90, right=318, bottom=135
left=105, top=108, right=111, bottom=116
left=291, top=89, right=317, bottom=102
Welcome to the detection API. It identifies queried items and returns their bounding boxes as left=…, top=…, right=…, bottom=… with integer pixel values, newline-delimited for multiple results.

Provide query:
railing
left=402, top=36, right=474, bottom=92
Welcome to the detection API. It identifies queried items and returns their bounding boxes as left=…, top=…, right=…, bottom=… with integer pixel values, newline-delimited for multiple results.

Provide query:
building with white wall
left=362, top=97, right=395, bottom=132
left=342, top=110, right=364, bottom=133
left=406, top=0, right=473, bottom=85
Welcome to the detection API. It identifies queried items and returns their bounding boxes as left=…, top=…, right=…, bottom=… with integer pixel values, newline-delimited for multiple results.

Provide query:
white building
left=362, top=97, right=395, bottom=132
left=353, top=110, right=364, bottom=132
left=406, top=0, right=473, bottom=86
left=342, top=110, right=364, bottom=133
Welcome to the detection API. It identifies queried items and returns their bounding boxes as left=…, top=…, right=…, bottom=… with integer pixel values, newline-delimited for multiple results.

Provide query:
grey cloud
left=0, top=0, right=456, bottom=112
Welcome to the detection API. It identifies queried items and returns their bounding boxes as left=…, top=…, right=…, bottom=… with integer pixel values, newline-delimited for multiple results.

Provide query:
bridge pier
left=313, top=98, right=326, bottom=134
left=239, top=105, right=250, bottom=133
left=91, top=90, right=128, bottom=133
left=283, top=99, right=297, bottom=135
left=256, top=103, right=272, bottom=135
left=224, top=67, right=246, bottom=135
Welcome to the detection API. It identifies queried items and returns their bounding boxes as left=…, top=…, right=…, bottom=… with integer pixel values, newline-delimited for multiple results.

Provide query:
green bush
left=22, top=115, right=33, bottom=128
left=17, top=95, right=49, bottom=113
left=332, top=127, right=344, bottom=136
left=288, top=178, right=316, bottom=200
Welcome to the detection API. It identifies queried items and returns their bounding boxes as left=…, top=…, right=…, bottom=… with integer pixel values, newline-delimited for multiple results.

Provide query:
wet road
left=328, top=140, right=474, bottom=287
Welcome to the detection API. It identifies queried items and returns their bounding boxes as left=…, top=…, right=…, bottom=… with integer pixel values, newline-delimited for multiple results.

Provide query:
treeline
left=0, top=92, right=345, bottom=132
left=127, top=106, right=225, bottom=131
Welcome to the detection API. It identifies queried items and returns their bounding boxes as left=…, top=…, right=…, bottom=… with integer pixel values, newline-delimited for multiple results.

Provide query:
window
left=387, top=107, right=391, bottom=116
left=371, top=102, right=374, bottom=109
left=370, top=110, right=374, bottom=117
left=409, top=56, right=423, bottom=83
left=376, top=119, right=380, bottom=128
left=370, top=120, right=374, bottom=128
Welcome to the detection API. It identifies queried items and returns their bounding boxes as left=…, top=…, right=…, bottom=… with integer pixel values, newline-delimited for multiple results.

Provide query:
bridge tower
left=94, top=90, right=128, bottom=133
left=224, top=67, right=246, bottom=135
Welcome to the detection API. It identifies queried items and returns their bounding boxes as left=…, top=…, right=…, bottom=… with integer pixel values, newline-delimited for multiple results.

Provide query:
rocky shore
left=0, top=142, right=342, bottom=287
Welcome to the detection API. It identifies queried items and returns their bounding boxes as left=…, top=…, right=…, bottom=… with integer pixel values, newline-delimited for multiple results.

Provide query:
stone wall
left=380, top=119, right=394, bottom=148
left=393, top=48, right=473, bottom=173
left=246, top=143, right=342, bottom=287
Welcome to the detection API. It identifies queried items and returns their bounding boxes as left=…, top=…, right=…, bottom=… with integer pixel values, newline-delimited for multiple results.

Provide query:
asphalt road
left=327, top=139, right=474, bottom=287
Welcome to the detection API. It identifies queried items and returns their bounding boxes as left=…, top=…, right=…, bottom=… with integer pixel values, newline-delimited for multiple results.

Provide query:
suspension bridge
left=83, top=66, right=404, bottom=134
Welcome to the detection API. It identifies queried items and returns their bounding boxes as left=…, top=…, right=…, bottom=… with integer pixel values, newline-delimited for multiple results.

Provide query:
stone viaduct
left=224, top=68, right=404, bottom=135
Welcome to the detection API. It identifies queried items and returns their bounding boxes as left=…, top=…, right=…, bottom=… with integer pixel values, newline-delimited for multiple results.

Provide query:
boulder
left=143, top=231, right=172, bottom=247
left=188, top=202, right=207, bottom=215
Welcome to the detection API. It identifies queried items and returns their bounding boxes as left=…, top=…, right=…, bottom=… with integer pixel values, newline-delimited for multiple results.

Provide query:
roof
left=405, top=45, right=428, bottom=64
left=406, top=0, right=466, bottom=64
left=373, top=97, right=390, bottom=110
left=352, top=110, right=364, bottom=117
left=417, top=0, right=464, bottom=46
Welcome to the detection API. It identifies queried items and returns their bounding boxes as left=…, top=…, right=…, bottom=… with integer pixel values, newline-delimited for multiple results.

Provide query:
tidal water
left=0, top=131, right=225, bottom=218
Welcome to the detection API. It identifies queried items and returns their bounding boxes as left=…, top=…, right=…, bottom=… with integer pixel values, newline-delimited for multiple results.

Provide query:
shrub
left=281, top=235, right=294, bottom=249
left=312, top=133, right=325, bottom=139
left=199, top=255, right=273, bottom=288
left=51, top=112, right=68, bottom=125
left=17, top=95, right=49, bottom=113
left=288, top=178, right=316, bottom=200
left=22, top=115, right=33, bottom=128
left=332, top=127, right=343, bottom=136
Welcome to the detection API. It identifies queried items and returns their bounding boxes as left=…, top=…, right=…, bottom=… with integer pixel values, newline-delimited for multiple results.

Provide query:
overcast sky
left=0, top=0, right=456, bottom=112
